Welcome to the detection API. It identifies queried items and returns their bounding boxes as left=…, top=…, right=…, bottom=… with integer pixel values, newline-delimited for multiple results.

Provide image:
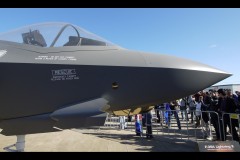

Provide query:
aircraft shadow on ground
left=76, top=127, right=199, bottom=152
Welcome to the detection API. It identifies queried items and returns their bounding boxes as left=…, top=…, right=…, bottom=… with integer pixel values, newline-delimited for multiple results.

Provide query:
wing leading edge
left=0, top=98, right=109, bottom=136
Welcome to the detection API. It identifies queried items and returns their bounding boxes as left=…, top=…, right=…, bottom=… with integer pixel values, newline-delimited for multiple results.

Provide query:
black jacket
left=219, top=97, right=237, bottom=113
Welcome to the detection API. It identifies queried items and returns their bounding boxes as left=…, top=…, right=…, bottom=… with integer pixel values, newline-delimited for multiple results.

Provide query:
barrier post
left=229, top=114, right=233, bottom=141
left=185, top=111, right=189, bottom=140
left=222, top=113, right=226, bottom=141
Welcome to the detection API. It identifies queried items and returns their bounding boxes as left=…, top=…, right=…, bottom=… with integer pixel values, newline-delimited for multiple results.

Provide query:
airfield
left=4, top=109, right=240, bottom=152
left=0, top=128, right=198, bottom=152
left=0, top=118, right=202, bottom=152
left=2, top=112, right=240, bottom=152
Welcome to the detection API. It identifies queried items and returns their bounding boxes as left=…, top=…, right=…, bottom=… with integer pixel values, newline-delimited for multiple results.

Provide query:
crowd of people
left=117, top=89, right=240, bottom=142
left=155, top=89, right=240, bottom=142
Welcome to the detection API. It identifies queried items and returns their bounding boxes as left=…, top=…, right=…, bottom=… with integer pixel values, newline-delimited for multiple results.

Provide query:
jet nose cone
left=139, top=52, right=231, bottom=97
left=140, top=52, right=230, bottom=75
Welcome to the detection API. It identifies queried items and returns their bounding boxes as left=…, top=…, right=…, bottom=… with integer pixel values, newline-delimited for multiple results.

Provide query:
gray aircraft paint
left=0, top=32, right=230, bottom=135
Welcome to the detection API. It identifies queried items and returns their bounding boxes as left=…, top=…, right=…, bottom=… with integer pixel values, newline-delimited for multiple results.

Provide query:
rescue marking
left=51, top=69, right=79, bottom=81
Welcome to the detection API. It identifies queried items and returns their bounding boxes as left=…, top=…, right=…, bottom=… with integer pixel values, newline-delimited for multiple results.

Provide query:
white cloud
left=209, top=44, right=217, bottom=48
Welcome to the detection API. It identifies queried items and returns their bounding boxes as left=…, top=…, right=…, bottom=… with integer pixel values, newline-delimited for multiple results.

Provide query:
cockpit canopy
left=0, top=22, right=116, bottom=47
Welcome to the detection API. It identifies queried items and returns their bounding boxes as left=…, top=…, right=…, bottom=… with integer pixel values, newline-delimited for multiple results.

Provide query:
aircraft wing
left=0, top=98, right=109, bottom=136
left=50, top=98, right=109, bottom=129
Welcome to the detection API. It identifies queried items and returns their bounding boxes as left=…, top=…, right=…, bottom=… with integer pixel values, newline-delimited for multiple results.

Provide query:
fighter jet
left=0, top=22, right=230, bottom=151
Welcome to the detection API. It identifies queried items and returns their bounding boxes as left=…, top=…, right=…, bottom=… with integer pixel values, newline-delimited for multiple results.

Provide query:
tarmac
left=0, top=126, right=199, bottom=152
left=2, top=111, right=230, bottom=152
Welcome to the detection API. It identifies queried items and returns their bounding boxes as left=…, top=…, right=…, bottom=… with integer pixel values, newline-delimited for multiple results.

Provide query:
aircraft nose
left=140, top=52, right=229, bottom=75
left=138, top=52, right=231, bottom=98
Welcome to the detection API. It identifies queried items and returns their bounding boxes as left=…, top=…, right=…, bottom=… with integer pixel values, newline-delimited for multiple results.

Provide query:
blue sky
left=0, top=8, right=239, bottom=85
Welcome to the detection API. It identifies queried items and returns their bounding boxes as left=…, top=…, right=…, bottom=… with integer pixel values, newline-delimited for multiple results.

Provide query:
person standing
left=194, top=96, right=202, bottom=128
left=209, top=92, right=221, bottom=140
left=119, top=116, right=125, bottom=130
left=146, top=111, right=153, bottom=139
left=169, top=101, right=181, bottom=130
left=180, top=98, right=188, bottom=121
left=188, top=95, right=196, bottom=123
left=218, top=89, right=239, bottom=142
left=154, top=105, right=161, bottom=123
left=135, top=114, right=143, bottom=136
left=164, top=103, right=171, bottom=128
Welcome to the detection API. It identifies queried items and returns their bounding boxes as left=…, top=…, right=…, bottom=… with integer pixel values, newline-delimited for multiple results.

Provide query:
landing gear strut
left=4, top=135, right=25, bottom=152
